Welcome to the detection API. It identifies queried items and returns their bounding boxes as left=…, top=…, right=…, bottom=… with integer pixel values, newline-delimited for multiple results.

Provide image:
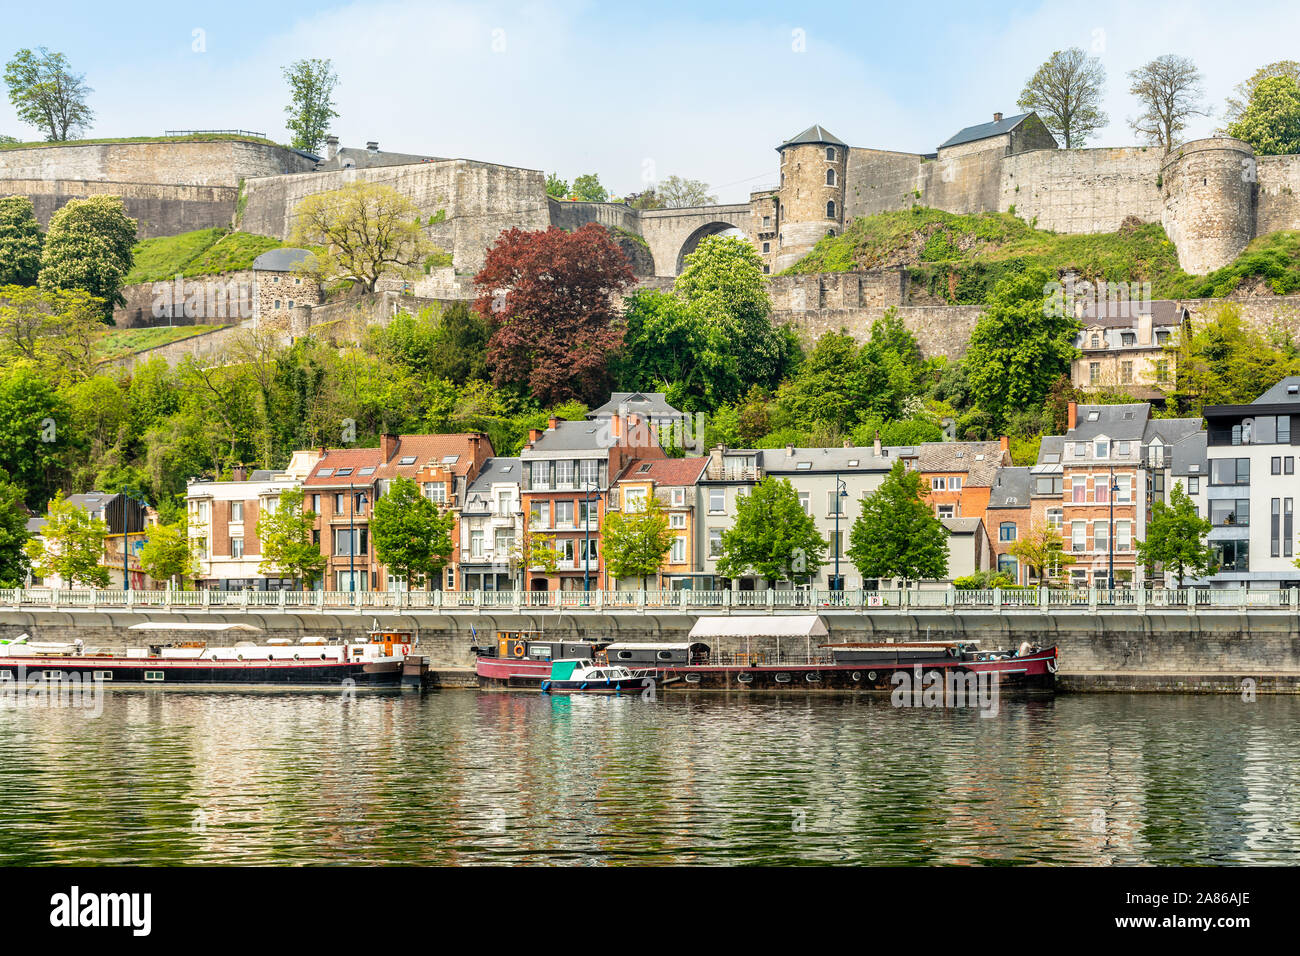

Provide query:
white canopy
left=128, top=622, right=264, bottom=633
left=688, top=615, right=827, bottom=640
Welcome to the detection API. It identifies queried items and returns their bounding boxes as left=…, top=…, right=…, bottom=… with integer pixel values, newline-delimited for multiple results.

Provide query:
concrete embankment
left=4, top=608, right=1300, bottom=693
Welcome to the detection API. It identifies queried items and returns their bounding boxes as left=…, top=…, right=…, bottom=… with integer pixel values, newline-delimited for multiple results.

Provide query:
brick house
left=609, top=456, right=708, bottom=589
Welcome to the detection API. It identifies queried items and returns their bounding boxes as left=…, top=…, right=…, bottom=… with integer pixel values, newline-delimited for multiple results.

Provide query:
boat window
left=618, top=651, right=632, bottom=659
left=144, top=671, right=164, bottom=681
left=0, top=670, right=11, bottom=681
left=93, top=671, right=113, bottom=681
left=657, top=651, right=673, bottom=660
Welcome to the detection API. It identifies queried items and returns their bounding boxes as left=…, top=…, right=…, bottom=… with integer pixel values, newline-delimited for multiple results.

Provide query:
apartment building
left=519, top=413, right=664, bottom=591
left=903, top=439, right=1010, bottom=522
left=984, top=466, right=1034, bottom=583
left=1200, top=378, right=1300, bottom=589
left=697, top=446, right=764, bottom=589
left=188, top=453, right=319, bottom=589
left=1074, top=300, right=1185, bottom=400
left=609, top=456, right=708, bottom=589
left=458, top=457, right=523, bottom=592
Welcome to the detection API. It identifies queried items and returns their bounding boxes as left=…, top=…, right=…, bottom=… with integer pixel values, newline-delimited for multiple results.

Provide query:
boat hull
left=0, top=657, right=405, bottom=687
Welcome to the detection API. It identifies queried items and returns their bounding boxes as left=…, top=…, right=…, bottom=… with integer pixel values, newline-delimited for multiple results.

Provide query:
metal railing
left=0, top=587, right=1297, bottom=614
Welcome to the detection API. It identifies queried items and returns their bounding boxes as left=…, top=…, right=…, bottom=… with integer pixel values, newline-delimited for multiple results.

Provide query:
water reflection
left=0, top=689, right=1297, bottom=865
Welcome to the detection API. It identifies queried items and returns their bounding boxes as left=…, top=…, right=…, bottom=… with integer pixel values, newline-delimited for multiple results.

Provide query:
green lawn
left=95, top=324, right=230, bottom=362
left=126, top=228, right=286, bottom=285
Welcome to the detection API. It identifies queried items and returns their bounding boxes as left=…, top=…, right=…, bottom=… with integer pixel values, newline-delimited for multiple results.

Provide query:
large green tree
left=964, top=268, right=1079, bottom=429
left=1008, top=520, right=1075, bottom=585
left=657, top=175, right=717, bottom=208
left=1128, top=55, right=1206, bottom=153
left=0, top=196, right=43, bottom=286
left=38, top=195, right=137, bottom=316
left=602, top=494, right=674, bottom=589
left=370, top=475, right=455, bottom=589
left=544, top=172, right=569, bottom=199
left=1017, top=47, right=1107, bottom=147
left=570, top=173, right=609, bottom=202
left=257, top=487, right=326, bottom=589
left=1226, top=75, right=1300, bottom=156
left=0, top=285, right=105, bottom=383
left=847, top=460, right=949, bottom=585
left=282, top=58, right=339, bottom=153
left=137, top=520, right=198, bottom=589
left=0, top=469, right=30, bottom=587
left=716, top=476, right=826, bottom=585
left=1162, top=302, right=1300, bottom=414
left=25, top=492, right=110, bottom=587
left=1224, top=61, right=1300, bottom=126
left=3, top=47, right=93, bottom=141
left=1136, top=481, right=1214, bottom=587
left=0, top=365, right=70, bottom=507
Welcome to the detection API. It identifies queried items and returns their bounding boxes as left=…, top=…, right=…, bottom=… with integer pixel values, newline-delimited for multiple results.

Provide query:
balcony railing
left=0, top=587, right=1296, bottom=614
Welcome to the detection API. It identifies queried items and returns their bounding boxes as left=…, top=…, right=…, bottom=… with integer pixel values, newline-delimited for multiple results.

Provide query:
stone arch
left=676, top=223, right=746, bottom=273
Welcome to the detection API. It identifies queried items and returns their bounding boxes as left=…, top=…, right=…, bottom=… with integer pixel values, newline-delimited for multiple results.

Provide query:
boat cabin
left=604, top=642, right=710, bottom=666
left=495, top=631, right=599, bottom=662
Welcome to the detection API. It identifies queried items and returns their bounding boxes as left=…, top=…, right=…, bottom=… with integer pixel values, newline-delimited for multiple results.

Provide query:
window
left=1187, top=477, right=1199, bottom=494
left=827, top=490, right=845, bottom=516
left=1213, top=539, right=1248, bottom=572
left=669, top=513, right=686, bottom=529
left=1090, top=334, right=1101, bottom=349
left=1047, top=508, right=1063, bottom=529
left=1121, top=361, right=1133, bottom=384
left=144, top=671, right=164, bottom=682
left=334, top=492, right=346, bottom=512
left=708, top=528, right=723, bottom=558
left=1273, top=499, right=1281, bottom=558
left=826, top=200, right=836, bottom=219
left=1210, top=499, right=1250, bottom=527
left=1035, top=476, right=1063, bottom=496
left=999, top=522, right=1017, bottom=542
left=555, top=460, right=574, bottom=489
left=287, top=301, right=295, bottom=309
left=1155, top=360, right=1170, bottom=382
left=798, top=491, right=810, bottom=514
left=1075, top=442, right=1089, bottom=458
left=230, top=501, right=243, bottom=522
left=1121, top=332, right=1136, bottom=346
left=495, top=530, right=514, bottom=554
left=1288, top=458, right=1296, bottom=475
left=311, top=494, right=320, bottom=513
left=997, top=555, right=1018, bottom=580
left=1095, top=481, right=1109, bottom=504
left=1210, top=458, right=1250, bottom=486
left=274, top=299, right=282, bottom=309
left=1089, top=362, right=1100, bottom=384
left=1115, top=475, right=1132, bottom=504
left=334, top=528, right=368, bottom=556
left=709, top=489, right=725, bottom=513
left=1071, top=521, right=1086, bottom=552
left=529, top=501, right=550, bottom=528
left=1095, top=439, right=1110, bottom=459
left=826, top=168, right=836, bottom=186
left=1115, top=521, right=1131, bottom=552
left=950, top=476, right=962, bottom=491
left=230, top=537, right=244, bottom=559
left=578, top=459, right=599, bottom=486
left=1281, top=417, right=1293, bottom=444
left=577, top=499, right=596, bottom=525
left=624, top=488, right=648, bottom=513
left=671, top=488, right=685, bottom=507
left=424, top=482, right=446, bottom=504
left=931, top=477, right=947, bottom=491
left=1287, top=499, right=1294, bottom=558
left=671, top=537, right=687, bottom=563
left=762, top=241, right=770, bottom=253
left=1116, top=441, right=1131, bottom=457
left=1093, top=522, right=1108, bottom=553
left=826, top=147, right=836, bottom=161
left=937, top=504, right=955, bottom=518
left=550, top=500, right=572, bottom=527
left=470, top=530, right=484, bottom=558
left=1071, top=481, right=1086, bottom=503
left=531, top=461, right=549, bottom=490
left=1274, top=457, right=1282, bottom=475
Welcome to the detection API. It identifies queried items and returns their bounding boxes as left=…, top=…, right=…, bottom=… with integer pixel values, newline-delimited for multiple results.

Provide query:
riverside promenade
left=3, top=587, right=1300, bottom=692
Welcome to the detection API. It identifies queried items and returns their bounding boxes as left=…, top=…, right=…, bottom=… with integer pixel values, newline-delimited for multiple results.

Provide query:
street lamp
left=1108, top=467, right=1119, bottom=591
left=833, top=474, right=848, bottom=594
left=583, top=481, right=599, bottom=593
left=349, top=481, right=356, bottom=598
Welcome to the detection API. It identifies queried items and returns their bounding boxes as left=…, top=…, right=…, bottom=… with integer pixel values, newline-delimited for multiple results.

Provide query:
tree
left=38, top=195, right=136, bottom=316
left=1128, top=55, right=1207, bottom=153
left=716, top=476, right=826, bottom=585
left=1017, top=47, right=1107, bottom=148
left=137, top=520, right=197, bottom=589
left=0, top=469, right=30, bottom=587
left=847, top=460, right=949, bottom=585
left=1223, top=61, right=1300, bottom=127
left=0, top=196, right=43, bottom=286
left=257, top=488, right=326, bottom=589
left=1226, top=75, right=1300, bottom=157
left=282, top=58, right=339, bottom=153
left=624, top=189, right=664, bottom=210
left=3, top=47, right=93, bottom=141
left=1162, top=303, right=1300, bottom=415
left=0, top=365, right=70, bottom=506
left=544, top=172, right=569, bottom=199
left=602, top=495, right=673, bottom=588
left=474, top=223, right=633, bottom=405
left=370, top=475, right=455, bottom=589
left=657, top=175, right=717, bottom=208
left=964, top=268, right=1079, bottom=429
left=1008, top=521, right=1075, bottom=585
left=25, top=492, right=110, bottom=587
left=571, top=173, right=608, bottom=202
left=0, top=285, right=105, bottom=382
left=1136, top=481, right=1214, bottom=587
left=291, top=182, right=434, bottom=292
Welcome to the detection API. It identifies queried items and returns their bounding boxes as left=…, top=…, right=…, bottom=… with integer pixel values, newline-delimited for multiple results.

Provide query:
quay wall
left=6, top=609, right=1300, bottom=690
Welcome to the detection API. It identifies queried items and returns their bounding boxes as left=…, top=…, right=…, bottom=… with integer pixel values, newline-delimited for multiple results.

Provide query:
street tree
left=1128, top=55, right=1207, bottom=153
left=291, top=182, right=435, bottom=293
left=602, top=494, right=674, bottom=589
left=37, top=195, right=137, bottom=316
left=257, top=487, right=326, bottom=589
left=1008, top=521, right=1076, bottom=585
left=371, top=475, right=455, bottom=590
left=717, top=476, right=826, bottom=586
left=282, top=58, right=339, bottom=153
left=3, top=47, right=93, bottom=141
left=1017, top=48, right=1107, bottom=147
left=847, top=460, right=949, bottom=585
left=0, top=196, right=43, bottom=286
left=137, top=520, right=198, bottom=589
left=1136, top=481, right=1214, bottom=587
left=24, top=492, right=110, bottom=587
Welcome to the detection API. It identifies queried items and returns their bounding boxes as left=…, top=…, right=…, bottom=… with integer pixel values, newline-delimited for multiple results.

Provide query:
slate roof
left=1171, top=432, right=1208, bottom=478
left=522, top=420, right=618, bottom=456
left=616, top=457, right=708, bottom=486
left=1144, top=416, right=1204, bottom=446
left=316, top=147, right=443, bottom=170
left=1079, top=299, right=1188, bottom=327
left=587, top=392, right=685, bottom=421
left=1034, top=436, right=1066, bottom=474
left=941, top=517, right=984, bottom=534
left=1066, top=404, right=1151, bottom=442
left=938, top=112, right=1036, bottom=150
left=1252, top=377, right=1300, bottom=405
left=987, top=466, right=1033, bottom=509
left=759, top=446, right=898, bottom=473
left=252, top=248, right=315, bottom=272
left=466, top=457, right=522, bottom=494
left=780, top=124, right=847, bottom=149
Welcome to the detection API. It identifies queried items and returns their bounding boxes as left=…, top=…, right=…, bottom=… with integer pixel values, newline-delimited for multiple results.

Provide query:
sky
left=3, top=0, right=1299, bottom=202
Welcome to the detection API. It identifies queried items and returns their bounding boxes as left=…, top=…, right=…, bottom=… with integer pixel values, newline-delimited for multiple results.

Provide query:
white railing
left=0, top=587, right=1295, bottom=614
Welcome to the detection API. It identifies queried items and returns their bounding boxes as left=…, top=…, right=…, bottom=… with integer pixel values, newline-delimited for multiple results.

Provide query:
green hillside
left=95, top=324, right=231, bottom=362
left=126, top=228, right=286, bottom=285
left=0, top=133, right=283, bottom=151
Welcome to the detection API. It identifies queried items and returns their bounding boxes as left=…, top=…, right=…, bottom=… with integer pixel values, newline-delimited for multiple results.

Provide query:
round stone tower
left=773, top=124, right=847, bottom=271
left=1161, top=137, right=1257, bottom=275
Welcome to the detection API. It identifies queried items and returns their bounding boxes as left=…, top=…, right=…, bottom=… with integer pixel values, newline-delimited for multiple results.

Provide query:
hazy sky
left=3, top=0, right=1297, bottom=201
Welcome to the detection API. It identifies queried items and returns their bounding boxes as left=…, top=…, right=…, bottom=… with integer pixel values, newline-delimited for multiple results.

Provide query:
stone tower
left=772, top=125, right=847, bottom=272
left=1161, top=137, right=1257, bottom=276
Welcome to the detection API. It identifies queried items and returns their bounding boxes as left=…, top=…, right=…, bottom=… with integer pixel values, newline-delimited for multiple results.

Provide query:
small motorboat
left=540, top=659, right=644, bottom=695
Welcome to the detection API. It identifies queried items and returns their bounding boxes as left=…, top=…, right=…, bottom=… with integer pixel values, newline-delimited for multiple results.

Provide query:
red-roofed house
left=610, top=456, right=708, bottom=589
left=303, top=432, right=493, bottom=591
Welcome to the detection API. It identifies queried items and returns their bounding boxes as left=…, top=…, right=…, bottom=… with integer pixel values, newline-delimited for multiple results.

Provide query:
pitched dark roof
left=987, top=466, right=1032, bottom=509
left=252, top=248, right=315, bottom=272
left=779, top=125, right=847, bottom=149
left=938, top=112, right=1036, bottom=150
left=1252, top=376, right=1300, bottom=405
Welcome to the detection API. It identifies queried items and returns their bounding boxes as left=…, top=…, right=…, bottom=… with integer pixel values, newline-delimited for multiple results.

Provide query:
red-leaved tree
left=474, top=224, right=633, bottom=405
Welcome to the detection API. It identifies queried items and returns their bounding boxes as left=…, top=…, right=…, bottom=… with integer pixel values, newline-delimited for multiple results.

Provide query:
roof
left=304, top=434, right=490, bottom=486
left=587, top=392, right=685, bottom=421
left=1066, top=404, right=1151, bottom=442
left=759, top=446, right=897, bottom=473
left=252, top=248, right=315, bottom=272
left=616, top=457, right=708, bottom=486
left=1171, top=431, right=1208, bottom=478
left=941, top=517, right=982, bottom=534
left=521, top=419, right=620, bottom=456
left=1144, top=416, right=1203, bottom=446
left=779, top=124, right=847, bottom=149
left=938, top=112, right=1036, bottom=150
left=1034, top=435, right=1065, bottom=474
left=987, top=466, right=1032, bottom=509
left=1252, top=376, right=1300, bottom=405
left=688, top=616, right=828, bottom=639
left=907, top=441, right=1007, bottom=485
left=1079, top=299, right=1188, bottom=327
left=466, top=457, right=522, bottom=494
left=316, top=146, right=443, bottom=170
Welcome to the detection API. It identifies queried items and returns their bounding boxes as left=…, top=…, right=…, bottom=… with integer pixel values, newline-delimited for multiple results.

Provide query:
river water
left=0, top=688, right=1296, bottom=865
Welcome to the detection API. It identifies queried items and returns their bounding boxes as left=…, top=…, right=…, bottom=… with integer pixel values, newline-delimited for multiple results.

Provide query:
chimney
left=366, top=141, right=379, bottom=152
left=1067, top=401, right=1078, bottom=431
left=785, top=445, right=795, bottom=457
left=999, top=435, right=1009, bottom=455
left=380, top=432, right=399, bottom=461
left=993, top=112, right=1003, bottom=122
left=326, top=135, right=339, bottom=161
left=873, top=430, right=882, bottom=458
left=547, top=416, right=559, bottom=430
left=528, top=428, right=543, bottom=443
left=843, top=440, right=851, bottom=448
left=231, top=466, right=247, bottom=482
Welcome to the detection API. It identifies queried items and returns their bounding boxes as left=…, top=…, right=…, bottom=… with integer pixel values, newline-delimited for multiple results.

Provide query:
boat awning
left=687, top=615, right=828, bottom=640
left=128, top=622, right=264, bottom=633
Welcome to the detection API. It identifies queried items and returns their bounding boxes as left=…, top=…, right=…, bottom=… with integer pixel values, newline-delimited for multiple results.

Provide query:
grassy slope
left=95, top=325, right=230, bottom=362
left=125, top=228, right=286, bottom=284
left=0, top=134, right=284, bottom=151
left=783, top=206, right=1300, bottom=303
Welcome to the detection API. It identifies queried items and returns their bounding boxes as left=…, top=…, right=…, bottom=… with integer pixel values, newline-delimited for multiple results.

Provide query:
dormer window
left=1095, top=438, right=1109, bottom=459
left=1090, top=334, right=1101, bottom=349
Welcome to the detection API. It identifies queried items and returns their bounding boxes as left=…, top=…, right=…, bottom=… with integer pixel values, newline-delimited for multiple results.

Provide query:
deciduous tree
left=0, top=285, right=105, bottom=382
left=257, top=487, right=326, bottom=589
left=25, top=492, right=110, bottom=587
left=371, top=475, right=455, bottom=590
left=37, top=195, right=136, bottom=316
left=848, top=460, right=949, bottom=585
left=1226, top=75, right=1300, bottom=157
left=545, top=172, right=569, bottom=198
left=0, top=196, right=43, bottom=286
left=1008, top=521, right=1075, bottom=585
left=602, top=495, right=674, bottom=588
left=657, top=175, right=717, bottom=208
left=1223, top=61, right=1300, bottom=127
left=1017, top=48, right=1107, bottom=148
left=0, top=469, right=30, bottom=587
left=1136, top=481, right=1214, bottom=587
left=282, top=58, right=339, bottom=153
left=3, top=47, right=93, bottom=141
left=137, top=520, right=198, bottom=589
left=1128, top=54, right=1207, bottom=153
left=717, top=476, right=826, bottom=585
left=571, top=173, right=608, bottom=202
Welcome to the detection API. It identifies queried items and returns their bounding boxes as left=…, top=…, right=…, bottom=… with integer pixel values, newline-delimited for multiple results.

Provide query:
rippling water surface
left=0, top=688, right=1297, bottom=865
